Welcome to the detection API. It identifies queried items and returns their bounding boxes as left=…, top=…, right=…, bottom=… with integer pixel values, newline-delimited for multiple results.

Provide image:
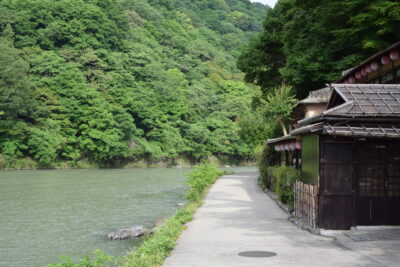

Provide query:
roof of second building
left=299, top=87, right=332, bottom=104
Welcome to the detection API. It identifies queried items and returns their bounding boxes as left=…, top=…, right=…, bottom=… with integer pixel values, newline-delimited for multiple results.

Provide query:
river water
left=0, top=167, right=255, bottom=267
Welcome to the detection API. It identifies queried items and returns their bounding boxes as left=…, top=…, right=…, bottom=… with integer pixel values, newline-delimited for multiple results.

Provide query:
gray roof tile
left=326, top=84, right=400, bottom=117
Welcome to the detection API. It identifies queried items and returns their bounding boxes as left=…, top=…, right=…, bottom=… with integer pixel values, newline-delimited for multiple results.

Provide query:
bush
left=258, top=164, right=300, bottom=209
left=256, top=143, right=275, bottom=189
left=186, top=164, right=225, bottom=202
left=273, top=166, right=300, bottom=208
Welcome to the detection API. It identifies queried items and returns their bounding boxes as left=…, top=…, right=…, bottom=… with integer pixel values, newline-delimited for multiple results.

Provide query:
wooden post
left=285, top=151, right=289, bottom=166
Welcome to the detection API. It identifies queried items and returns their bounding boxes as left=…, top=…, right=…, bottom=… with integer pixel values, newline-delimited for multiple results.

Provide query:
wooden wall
left=318, top=136, right=356, bottom=230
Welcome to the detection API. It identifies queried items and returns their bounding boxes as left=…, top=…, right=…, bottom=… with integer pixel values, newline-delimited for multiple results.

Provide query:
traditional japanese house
left=268, top=42, right=400, bottom=230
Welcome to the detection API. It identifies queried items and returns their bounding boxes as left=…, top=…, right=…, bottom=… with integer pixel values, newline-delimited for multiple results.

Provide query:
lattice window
left=358, top=144, right=386, bottom=197
left=358, top=142, right=400, bottom=197
left=387, top=142, right=400, bottom=197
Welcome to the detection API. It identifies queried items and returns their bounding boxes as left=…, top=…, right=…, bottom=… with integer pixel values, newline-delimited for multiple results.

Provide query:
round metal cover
left=238, top=251, right=277, bottom=258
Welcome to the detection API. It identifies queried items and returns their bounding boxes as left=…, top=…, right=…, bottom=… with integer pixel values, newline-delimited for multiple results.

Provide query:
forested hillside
left=0, top=0, right=267, bottom=168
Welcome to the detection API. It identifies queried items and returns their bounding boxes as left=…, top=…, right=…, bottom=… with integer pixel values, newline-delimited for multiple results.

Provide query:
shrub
left=273, top=166, right=300, bottom=208
left=256, top=143, right=275, bottom=189
left=186, top=164, right=225, bottom=202
left=265, top=166, right=277, bottom=189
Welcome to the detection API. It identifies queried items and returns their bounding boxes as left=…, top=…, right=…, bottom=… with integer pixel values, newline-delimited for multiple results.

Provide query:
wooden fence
left=294, top=181, right=319, bottom=229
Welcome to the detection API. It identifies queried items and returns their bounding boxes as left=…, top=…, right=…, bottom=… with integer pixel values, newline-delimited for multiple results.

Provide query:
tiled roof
left=328, top=84, right=400, bottom=116
left=299, top=87, right=331, bottom=104
left=323, top=123, right=400, bottom=138
left=290, top=122, right=400, bottom=138
left=298, top=84, right=400, bottom=125
left=267, top=135, right=296, bottom=144
left=290, top=122, right=324, bottom=135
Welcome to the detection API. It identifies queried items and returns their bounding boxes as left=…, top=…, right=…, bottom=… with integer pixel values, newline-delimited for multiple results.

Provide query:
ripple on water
left=0, top=166, right=256, bottom=267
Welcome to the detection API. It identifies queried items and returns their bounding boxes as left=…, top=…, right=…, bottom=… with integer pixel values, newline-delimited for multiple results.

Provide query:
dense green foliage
left=48, top=164, right=225, bottom=266
left=238, top=0, right=400, bottom=98
left=273, top=166, right=299, bottom=207
left=262, top=84, right=297, bottom=136
left=259, top=165, right=299, bottom=208
left=256, top=145, right=276, bottom=189
left=0, top=0, right=267, bottom=168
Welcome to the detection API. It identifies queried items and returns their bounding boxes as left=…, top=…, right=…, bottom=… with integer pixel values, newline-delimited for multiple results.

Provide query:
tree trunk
left=279, top=119, right=288, bottom=136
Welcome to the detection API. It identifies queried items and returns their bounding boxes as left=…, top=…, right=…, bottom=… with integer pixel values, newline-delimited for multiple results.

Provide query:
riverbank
left=0, top=156, right=255, bottom=171
left=45, top=164, right=225, bottom=266
left=118, top=164, right=226, bottom=266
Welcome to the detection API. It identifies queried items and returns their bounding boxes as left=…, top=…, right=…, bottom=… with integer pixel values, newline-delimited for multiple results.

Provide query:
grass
left=48, top=164, right=225, bottom=267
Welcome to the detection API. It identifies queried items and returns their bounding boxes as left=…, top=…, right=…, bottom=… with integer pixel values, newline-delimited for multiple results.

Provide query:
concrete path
left=163, top=172, right=384, bottom=267
left=322, top=228, right=400, bottom=267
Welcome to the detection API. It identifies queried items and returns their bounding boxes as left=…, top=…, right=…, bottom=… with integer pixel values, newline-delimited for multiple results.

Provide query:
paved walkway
left=163, top=172, right=384, bottom=267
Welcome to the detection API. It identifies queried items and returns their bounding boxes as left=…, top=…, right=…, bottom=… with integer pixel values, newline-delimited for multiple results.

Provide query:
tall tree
left=238, top=0, right=400, bottom=98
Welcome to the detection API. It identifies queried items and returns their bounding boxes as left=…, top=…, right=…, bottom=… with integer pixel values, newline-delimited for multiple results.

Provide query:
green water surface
left=0, top=167, right=255, bottom=267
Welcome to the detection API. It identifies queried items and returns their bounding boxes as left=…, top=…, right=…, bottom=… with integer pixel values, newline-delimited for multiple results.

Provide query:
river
left=0, top=167, right=255, bottom=267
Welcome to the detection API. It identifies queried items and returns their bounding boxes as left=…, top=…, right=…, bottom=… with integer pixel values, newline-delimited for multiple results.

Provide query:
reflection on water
left=0, top=166, right=255, bottom=267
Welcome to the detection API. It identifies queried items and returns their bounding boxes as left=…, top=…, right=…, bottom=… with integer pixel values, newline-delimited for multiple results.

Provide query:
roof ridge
left=323, top=101, right=354, bottom=116
left=331, top=83, right=400, bottom=87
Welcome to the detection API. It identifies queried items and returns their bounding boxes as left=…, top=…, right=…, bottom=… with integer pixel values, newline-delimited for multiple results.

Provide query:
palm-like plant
left=262, top=85, right=298, bottom=136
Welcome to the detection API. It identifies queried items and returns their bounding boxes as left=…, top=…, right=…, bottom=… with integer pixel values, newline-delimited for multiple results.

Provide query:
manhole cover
left=238, top=251, right=277, bottom=258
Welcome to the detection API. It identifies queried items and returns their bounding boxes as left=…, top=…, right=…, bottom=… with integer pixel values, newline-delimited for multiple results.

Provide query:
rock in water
left=107, top=226, right=148, bottom=240
left=177, top=202, right=186, bottom=208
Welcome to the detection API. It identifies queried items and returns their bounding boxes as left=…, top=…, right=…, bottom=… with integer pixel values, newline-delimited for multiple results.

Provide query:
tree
left=239, top=0, right=400, bottom=98
left=0, top=41, right=34, bottom=128
left=263, top=85, right=298, bottom=136
left=0, top=41, right=36, bottom=162
left=1, top=23, right=14, bottom=45
left=0, top=0, right=267, bottom=167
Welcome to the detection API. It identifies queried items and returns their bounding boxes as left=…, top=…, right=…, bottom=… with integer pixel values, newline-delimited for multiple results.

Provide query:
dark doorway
left=357, top=141, right=400, bottom=225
